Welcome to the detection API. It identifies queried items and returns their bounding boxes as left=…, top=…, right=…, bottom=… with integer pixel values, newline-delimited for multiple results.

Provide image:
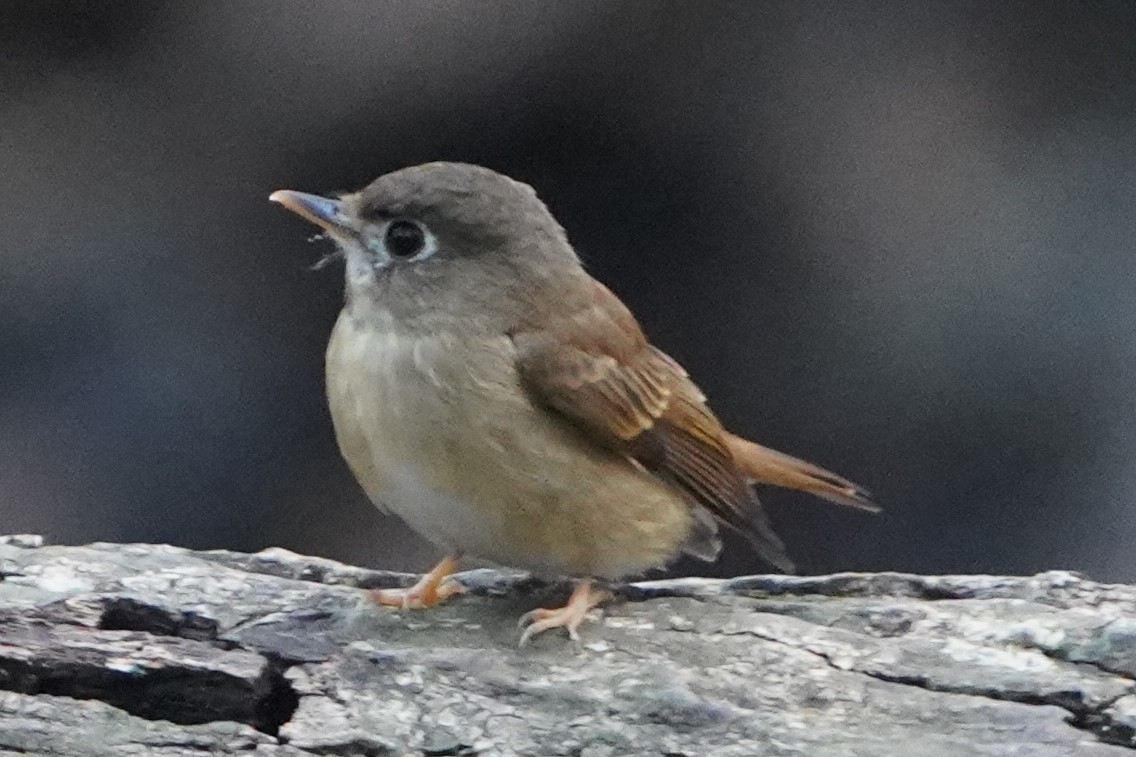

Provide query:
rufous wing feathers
left=513, top=274, right=874, bottom=573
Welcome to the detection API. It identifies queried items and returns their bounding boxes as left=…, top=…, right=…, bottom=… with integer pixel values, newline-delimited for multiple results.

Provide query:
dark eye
left=385, top=220, right=426, bottom=258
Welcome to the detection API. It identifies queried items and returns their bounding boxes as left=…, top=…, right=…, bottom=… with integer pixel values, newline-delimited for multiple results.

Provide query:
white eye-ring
left=368, top=218, right=437, bottom=262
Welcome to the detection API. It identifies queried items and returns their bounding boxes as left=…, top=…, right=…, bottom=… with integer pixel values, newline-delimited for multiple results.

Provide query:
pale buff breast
left=324, top=309, right=695, bottom=579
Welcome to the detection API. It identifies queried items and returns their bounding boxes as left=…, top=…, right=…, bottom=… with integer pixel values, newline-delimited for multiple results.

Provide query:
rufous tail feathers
left=724, top=433, right=880, bottom=513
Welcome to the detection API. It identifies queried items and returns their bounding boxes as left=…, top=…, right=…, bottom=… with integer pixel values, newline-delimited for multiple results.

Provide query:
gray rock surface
left=0, top=534, right=1133, bottom=756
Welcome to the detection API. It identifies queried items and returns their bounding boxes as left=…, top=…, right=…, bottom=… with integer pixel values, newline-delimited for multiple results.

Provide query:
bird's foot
left=518, top=579, right=610, bottom=646
left=369, top=554, right=463, bottom=609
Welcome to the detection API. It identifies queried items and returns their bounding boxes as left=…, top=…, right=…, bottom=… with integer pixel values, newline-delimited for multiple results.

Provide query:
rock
left=0, top=537, right=1133, bottom=755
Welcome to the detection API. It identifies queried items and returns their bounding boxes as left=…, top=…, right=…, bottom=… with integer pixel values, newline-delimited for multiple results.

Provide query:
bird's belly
left=375, top=464, right=505, bottom=560
left=325, top=314, right=693, bottom=578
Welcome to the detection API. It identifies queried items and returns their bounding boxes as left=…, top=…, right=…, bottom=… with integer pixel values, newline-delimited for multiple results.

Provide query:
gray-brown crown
left=354, top=162, right=568, bottom=251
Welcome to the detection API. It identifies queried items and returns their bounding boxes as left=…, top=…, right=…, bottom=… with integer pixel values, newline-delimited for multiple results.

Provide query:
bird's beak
left=268, top=190, right=349, bottom=234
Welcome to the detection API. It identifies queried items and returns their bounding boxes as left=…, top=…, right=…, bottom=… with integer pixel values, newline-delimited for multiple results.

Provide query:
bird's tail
left=724, top=433, right=880, bottom=512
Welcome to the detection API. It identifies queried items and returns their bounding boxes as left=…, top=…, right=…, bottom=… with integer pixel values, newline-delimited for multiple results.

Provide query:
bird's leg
left=518, top=578, right=610, bottom=646
left=370, top=553, right=463, bottom=609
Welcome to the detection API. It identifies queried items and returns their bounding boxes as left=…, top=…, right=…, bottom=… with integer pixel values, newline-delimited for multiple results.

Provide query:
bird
left=269, top=162, right=877, bottom=644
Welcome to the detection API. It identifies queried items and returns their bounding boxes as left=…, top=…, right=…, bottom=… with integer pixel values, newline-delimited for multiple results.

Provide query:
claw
left=517, top=579, right=609, bottom=646
left=369, top=554, right=462, bottom=609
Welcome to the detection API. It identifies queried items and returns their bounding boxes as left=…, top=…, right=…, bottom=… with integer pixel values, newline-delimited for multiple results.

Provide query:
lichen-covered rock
left=0, top=536, right=1133, bottom=755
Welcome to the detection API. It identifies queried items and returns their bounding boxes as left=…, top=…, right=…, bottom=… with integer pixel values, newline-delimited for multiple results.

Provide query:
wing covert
left=512, top=280, right=793, bottom=571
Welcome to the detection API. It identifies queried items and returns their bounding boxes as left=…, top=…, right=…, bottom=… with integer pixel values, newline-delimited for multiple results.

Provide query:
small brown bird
left=270, top=163, right=876, bottom=644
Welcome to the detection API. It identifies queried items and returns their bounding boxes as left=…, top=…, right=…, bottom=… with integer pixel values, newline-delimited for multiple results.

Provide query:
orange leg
left=518, top=579, right=610, bottom=646
left=369, top=554, right=463, bottom=609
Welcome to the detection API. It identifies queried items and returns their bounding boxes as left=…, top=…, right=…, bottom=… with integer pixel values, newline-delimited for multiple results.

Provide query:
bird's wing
left=512, top=279, right=793, bottom=572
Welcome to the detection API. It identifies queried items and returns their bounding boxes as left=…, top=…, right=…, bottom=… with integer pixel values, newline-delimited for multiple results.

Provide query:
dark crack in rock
left=0, top=615, right=276, bottom=728
left=0, top=537, right=1134, bottom=755
left=0, top=690, right=304, bottom=756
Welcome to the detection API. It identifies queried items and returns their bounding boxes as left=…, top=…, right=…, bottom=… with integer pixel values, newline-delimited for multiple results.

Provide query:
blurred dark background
left=3, top=1, right=1136, bottom=581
